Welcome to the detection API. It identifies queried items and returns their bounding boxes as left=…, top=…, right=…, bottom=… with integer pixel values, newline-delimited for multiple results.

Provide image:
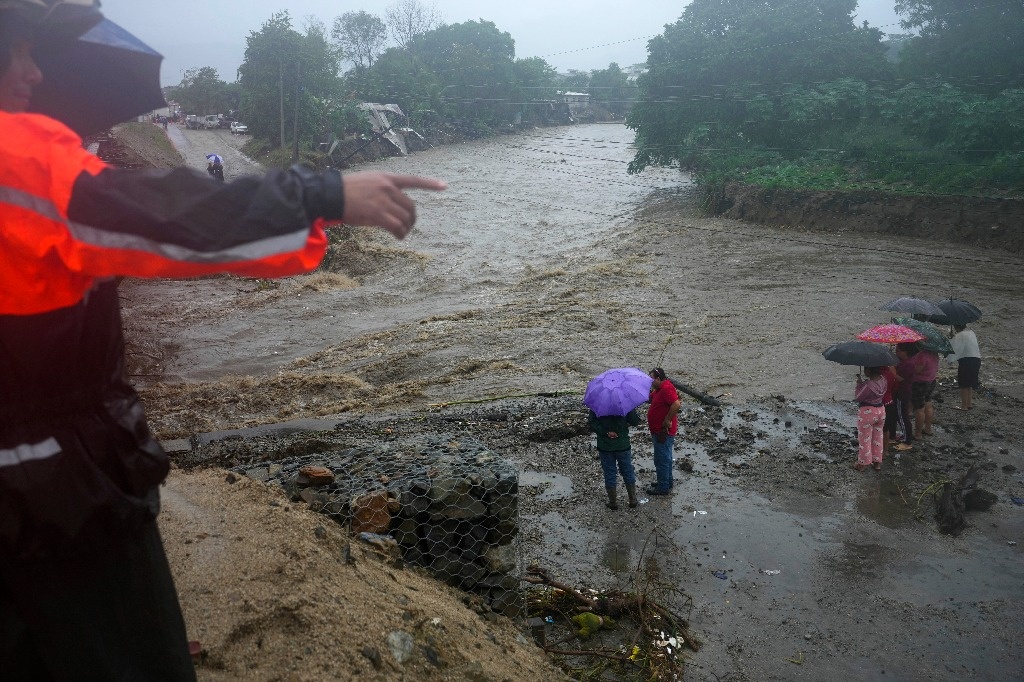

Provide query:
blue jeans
left=598, top=449, right=636, bottom=489
left=651, top=434, right=675, bottom=491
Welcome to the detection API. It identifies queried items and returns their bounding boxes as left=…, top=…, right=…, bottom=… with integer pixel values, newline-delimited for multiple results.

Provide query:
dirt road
left=165, top=123, right=261, bottom=182
left=136, top=124, right=1024, bottom=681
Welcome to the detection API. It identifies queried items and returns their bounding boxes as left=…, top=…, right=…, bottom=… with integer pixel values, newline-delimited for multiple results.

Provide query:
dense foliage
left=166, top=67, right=237, bottom=116
left=236, top=12, right=343, bottom=149
left=626, top=0, right=1024, bottom=196
left=168, top=0, right=1021, bottom=195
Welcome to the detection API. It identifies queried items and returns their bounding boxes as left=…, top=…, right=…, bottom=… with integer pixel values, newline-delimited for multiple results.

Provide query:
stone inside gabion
left=234, top=433, right=522, bottom=616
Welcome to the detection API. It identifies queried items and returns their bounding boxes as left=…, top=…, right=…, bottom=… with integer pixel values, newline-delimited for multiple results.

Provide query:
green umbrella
left=893, top=317, right=954, bottom=355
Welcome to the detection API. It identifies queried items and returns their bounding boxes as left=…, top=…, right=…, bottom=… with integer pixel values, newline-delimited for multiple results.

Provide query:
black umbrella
left=822, top=341, right=898, bottom=368
left=29, top=19, right=165, bottom=137
left=932, top=299, right=982, bottom=326
left=880, top=296, right=944, bottom=318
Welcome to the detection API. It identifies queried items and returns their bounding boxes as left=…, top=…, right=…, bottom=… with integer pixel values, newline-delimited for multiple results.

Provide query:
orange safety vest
left=0, top=112, right=328, bottom=315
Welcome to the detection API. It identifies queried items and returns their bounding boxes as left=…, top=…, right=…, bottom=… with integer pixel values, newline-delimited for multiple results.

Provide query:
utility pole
left=292, top=61, right=300, bottom=162
left=278, top=59, right=285, bottom=149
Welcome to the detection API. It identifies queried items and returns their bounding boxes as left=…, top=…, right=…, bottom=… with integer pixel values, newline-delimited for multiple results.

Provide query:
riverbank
left=709, top=182, right=1024, bottom=254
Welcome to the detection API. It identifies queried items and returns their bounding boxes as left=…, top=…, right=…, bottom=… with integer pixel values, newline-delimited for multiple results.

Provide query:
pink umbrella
left=856, top=324, right=926, bottom=344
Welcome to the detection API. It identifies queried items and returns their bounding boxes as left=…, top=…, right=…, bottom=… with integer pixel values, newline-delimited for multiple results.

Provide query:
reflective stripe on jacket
left=0, top=111, right=336, bottom=315
left=1, top=111, right=346, bottom=558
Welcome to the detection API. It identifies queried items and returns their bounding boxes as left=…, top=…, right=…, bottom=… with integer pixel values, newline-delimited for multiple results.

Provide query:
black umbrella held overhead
left=823, top=341, right=898, bottom=368
left=29, top=19, right=166, bottom=137
left=880, top=296, right=945, bottom=319
left=932, top=299, right=983, bottom=326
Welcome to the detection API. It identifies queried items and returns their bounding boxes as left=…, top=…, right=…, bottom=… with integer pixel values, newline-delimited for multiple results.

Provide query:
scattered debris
left=524, top=561, right=699, bottom=680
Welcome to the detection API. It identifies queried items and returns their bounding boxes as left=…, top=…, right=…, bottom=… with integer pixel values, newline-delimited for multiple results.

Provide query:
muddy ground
left=119, top=123, right=1023, bottom=680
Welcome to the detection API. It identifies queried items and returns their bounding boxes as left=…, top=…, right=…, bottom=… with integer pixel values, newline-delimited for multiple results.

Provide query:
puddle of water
left=665, top=483, right=835, bottom=594
left=519, top=470, right=574, bottom=502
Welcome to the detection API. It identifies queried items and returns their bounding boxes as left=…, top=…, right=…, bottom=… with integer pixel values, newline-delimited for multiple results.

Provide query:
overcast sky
left=100, top=0, right=905, bottom=87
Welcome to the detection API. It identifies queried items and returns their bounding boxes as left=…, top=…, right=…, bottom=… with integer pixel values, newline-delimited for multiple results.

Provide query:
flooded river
left=135, top=123, right=1023, bottom=419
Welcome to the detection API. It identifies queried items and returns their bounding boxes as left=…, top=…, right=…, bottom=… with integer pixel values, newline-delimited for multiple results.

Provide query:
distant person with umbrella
left=584, top=368, right=651, bottom=510
left=647, top=367, right=681, bottom=495
left=948, top=324, right=982, bottom=410
left=206, top=152, right=224, bottom=181
left=0, top=1, right=445, bottom=678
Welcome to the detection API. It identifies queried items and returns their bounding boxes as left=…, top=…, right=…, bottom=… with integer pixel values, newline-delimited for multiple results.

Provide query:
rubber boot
left=625, top=483, right=638, bottom=508
left=605, top=487, right=618, bottom=510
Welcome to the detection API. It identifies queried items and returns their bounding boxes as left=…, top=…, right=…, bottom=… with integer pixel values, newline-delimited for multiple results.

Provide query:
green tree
left=238, top=12, right=343, bottom=148
left=333, top=10, right=388, bottom=69
left=560, top=69, right=591, bottom=91
left=626, top=0, right=891, bottom=173
left=351, top=46, right=443, bottom=125
left=409, top=20, right=516, bottom=128
left=589, top=62, right=634, bottom=116
left=385, top=0, right=442, bottom=49
left=511, top=57, right=558, bottom=122
left=171, top=66, right=230, bottom=115
left=894, top=0, right=1024, bottom=92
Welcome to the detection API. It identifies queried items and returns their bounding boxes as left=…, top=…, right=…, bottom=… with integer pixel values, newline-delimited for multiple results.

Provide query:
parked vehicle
left=229, top=121, right=249, bottom=135
left=185, top=114, right=201, bottom=130
left=201, top=114, right=221, bottom=130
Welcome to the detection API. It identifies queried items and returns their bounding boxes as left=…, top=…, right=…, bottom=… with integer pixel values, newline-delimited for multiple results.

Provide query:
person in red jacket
left=0, top=2, right=444, bottom=679
left=646, top=367, right=681, bottom=495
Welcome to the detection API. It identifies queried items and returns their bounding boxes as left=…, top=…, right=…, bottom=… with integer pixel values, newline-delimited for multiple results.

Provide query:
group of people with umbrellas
left=823, top=297, right=983, bottom=472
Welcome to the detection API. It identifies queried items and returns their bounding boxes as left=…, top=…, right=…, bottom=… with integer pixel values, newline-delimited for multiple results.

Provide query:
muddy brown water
left=141, top=124, right=1024, bottom=681
left=142, top=123, right=1023, bottom=406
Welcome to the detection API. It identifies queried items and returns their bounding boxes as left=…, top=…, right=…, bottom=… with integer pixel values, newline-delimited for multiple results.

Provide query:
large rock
left=297, top=465, right=335, bottom=486
left=353, top=490, right=397, bottom=534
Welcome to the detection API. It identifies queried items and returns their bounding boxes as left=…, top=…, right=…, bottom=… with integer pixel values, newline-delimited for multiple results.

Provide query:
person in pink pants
left=854, top=366, right=888, bottom=471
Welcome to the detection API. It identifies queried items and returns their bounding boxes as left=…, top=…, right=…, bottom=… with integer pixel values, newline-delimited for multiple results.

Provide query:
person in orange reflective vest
left=0, top=2, right=444, bottom=679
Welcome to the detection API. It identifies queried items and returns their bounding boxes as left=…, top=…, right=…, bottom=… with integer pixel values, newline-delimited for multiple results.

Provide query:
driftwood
left=670, top=380, right=722, bottom=407
left=524, top=566, right=701, bottom=652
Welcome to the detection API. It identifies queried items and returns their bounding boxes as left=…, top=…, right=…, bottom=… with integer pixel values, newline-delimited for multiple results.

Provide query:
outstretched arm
left=342, top=172, right=447, bottom=239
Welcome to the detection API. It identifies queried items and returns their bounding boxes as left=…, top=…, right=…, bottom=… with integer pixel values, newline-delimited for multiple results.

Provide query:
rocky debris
left=220, top=432, right=522, bottom=614
left=386, top=630, right=415, bottom=664
left=297, top=465, right=335, bottom=486
left=963, top=488, right=998, bottom=511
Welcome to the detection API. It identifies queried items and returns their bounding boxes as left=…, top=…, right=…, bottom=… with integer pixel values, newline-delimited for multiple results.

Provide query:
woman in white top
left=949, top=324, right=982, bottom=410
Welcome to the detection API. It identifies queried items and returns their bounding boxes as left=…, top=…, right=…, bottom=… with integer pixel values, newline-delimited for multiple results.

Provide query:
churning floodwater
left=149, top=123, right=1023, bottom=409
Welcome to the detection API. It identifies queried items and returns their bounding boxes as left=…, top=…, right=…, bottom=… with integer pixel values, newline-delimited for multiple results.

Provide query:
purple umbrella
left=584, top=368, right=653, bottom=417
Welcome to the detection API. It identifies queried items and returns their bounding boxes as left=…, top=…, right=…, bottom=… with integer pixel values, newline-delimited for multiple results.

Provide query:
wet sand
left=133, top=124, right=1024, bottom=680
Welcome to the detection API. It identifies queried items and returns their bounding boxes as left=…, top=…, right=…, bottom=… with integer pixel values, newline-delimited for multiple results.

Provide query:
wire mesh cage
left=228, top=432, right=523, bottom=616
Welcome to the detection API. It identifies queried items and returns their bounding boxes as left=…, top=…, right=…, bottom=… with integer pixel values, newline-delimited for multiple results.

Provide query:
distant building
left=559, top=91, right=591, bottom=114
